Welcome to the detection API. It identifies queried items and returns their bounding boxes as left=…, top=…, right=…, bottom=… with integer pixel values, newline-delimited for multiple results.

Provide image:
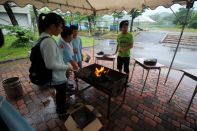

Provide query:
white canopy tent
left=134, top=15, right=156, bottom=23
left=0, top=0, right=186, bottom=15
left=98, top=15, right=155, bottom=24
left=0, top=0, right=195, bottom=85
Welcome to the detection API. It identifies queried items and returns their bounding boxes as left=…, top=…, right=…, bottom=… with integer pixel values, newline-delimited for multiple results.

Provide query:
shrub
left=1, top=25, right=34, bottom=48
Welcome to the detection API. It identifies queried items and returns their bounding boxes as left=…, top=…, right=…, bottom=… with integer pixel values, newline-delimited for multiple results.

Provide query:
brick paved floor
left=0, top=57, right=196, bottom=131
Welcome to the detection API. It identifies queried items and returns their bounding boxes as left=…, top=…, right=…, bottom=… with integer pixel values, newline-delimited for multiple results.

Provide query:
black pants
left=53, top=82, right=68, bottom=110
left=117, top=56, right=130, bottom=74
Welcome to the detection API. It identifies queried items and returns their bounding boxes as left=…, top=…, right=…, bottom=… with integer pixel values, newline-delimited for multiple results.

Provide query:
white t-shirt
left=39, top=32, right=69, bottom=85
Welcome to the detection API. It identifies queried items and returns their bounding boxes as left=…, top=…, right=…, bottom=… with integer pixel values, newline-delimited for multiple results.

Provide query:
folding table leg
left=107, top=95, right=111, bottom=119
left=141, top=69, right=149, bottom=95
left=169, top=73, right=185, bottom=102
left=113, top=59, right=114, bottom=69
left=123, top=76, right=128, bottom=102
left=129, top=61, right=136, bottom=82
left=142, top=69, right=144, bottom=80
left=185, top=85, right=197, bottom=118
left=155, top=68, right=161, bottom=95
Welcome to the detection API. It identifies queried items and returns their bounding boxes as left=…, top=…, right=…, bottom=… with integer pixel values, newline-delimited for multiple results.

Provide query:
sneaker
left=56, top=102, right=70, bottom=113
left=66, top=87, right=76, bottom=92
left=126, top=83, right=132, bottom=87
left=68, top=83, right=75, bottom=89
left=56, top=108, right=67, bottom=115
left=58, top=113, right=69, bottom=120
left=68, top=80, right=75, bottom=89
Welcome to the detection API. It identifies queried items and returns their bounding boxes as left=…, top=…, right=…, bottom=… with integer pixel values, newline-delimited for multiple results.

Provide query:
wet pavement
left=91, top=31, right=197, bottom=69
left=0, top=56, right=196, bottom=131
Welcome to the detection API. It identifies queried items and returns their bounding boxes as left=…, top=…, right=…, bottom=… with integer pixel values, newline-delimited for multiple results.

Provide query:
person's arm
left=80, top=38, right=83, bottom=58
left=73, top=43, right=77, bottom=54
left=111, top=37, right=120, bottom=55
left=41, top=39, right=69, bottom=70
left=73, top=48, right=78, bottom=54
left=120, top=43, right=133, bottom=51
left=72, top=40, right=78, bottom=54
left=69, top=60, right=79, bottom=70
left=113, top=44, right=119, bottom=55
left=63, top=48, right=79, bottom=70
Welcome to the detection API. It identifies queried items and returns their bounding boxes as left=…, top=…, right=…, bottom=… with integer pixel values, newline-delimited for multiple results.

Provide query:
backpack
left=29, top=36, right=52, bottom=85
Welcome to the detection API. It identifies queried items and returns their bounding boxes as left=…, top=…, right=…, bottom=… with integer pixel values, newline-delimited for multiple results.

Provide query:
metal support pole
left=141, top=69, right=149, bottom=95
left=163, top=4, right=191, bottom=85
left=93, top=36, right=95, bottom=62
left=92, top=11, right=96, bottom=62
left=142, top=69, right=144, bottom=80
left=107, top=95, right=111, bottom=118
left=155, top=68, right=161, bottom=95
left=185, top=84, right=197, bottom=118
left=129, top=61, right=136, bottom=82
left=168, top=73, right=185, bottom=102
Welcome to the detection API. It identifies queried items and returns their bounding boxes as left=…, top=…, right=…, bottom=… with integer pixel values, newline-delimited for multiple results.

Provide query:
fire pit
left=75, top=64, right=128, bottom=118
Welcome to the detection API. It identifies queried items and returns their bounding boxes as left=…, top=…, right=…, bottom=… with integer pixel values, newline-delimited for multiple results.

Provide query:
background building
left=0, top=5, right=32, bottom=28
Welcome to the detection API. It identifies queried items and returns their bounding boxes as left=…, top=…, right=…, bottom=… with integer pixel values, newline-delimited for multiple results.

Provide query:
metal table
left=169, top=69, right=197, bottom=118
left=130, top=58, right=165, bottom=95
left=74, top=64, right=128, bottom=118
left=95, top=55, right=116, bottom=69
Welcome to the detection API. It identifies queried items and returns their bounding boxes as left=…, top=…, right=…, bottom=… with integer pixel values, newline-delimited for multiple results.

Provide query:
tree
left=32, top=6, right=38, bottom=25
left=173, top=8, right=192, bottom=25
left=87, top=14, right=95, bottom=35
left=73, top=12, right=87, bottom=30
left=112, top=12, right=124, bottom=33
left=128, top=9, right=142, bottom=32
left=29, top=6, right=38, bottom=34
left=63, top=12, right=74, bottom=26
left=3, top=1, right=18, bottom=26
left=150, top=12, right=175, bottom=26
left=188, top=11, right=197, bottom=29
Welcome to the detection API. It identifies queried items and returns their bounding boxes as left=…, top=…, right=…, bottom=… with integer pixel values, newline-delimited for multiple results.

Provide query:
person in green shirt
left=114, top=20, right=133, bottom=75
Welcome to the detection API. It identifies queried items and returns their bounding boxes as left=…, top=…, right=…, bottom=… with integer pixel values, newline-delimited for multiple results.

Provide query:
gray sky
left=143, top=2, right=197, bottom=16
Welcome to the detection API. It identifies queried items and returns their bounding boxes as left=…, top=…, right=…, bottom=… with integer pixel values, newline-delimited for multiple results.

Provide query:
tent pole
left=169, top=7, right=182, bottom=24
left=92, top=11, right=96, bottom=62
left=163, top=0, right=194, bottom=85
left=93, top=35, right=95, bottom=62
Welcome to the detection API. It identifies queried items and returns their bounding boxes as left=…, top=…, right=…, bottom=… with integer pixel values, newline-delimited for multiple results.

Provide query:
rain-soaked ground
left=87, top=31, right=197, bottom=69
left=0, top=31, right=196, bottom=131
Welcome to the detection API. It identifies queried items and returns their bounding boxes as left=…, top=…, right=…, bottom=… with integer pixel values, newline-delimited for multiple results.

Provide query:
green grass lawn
left=53, top=35, right=95, bottom=47
left=81, top=37, right=95, bottom=47
left=0, top=35, right=95, bottom=62
left=0, top=35, right=32, bottom=61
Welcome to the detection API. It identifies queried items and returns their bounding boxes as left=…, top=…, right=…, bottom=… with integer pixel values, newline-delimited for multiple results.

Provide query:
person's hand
left=119, top=48, right=123, bottom=52
left=119, top=47, right=127, bottom=52
left=67, top=64, right=73, bottom=71
left=73, top=65, right=79, bottom=71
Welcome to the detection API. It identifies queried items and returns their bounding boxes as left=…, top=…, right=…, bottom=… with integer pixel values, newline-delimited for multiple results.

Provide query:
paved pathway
left=0, top=56, right=196, bottom=131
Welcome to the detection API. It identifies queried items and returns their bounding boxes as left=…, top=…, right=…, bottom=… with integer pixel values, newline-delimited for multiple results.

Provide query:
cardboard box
left=64, top=105, right=102, bottom=131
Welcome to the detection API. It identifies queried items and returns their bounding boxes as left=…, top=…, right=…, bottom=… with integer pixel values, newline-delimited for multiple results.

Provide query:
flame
left=95, top=67, right=106, bottom=77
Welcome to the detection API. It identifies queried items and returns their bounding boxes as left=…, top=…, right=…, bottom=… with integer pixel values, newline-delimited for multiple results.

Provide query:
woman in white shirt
left=38, top=13, right=72, bottom=116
